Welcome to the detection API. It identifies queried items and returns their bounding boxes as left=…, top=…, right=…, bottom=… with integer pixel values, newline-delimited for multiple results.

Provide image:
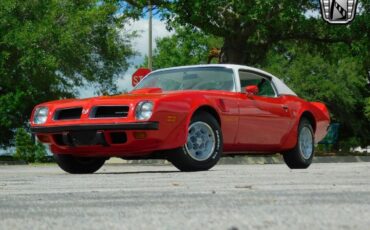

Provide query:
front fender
left=152, top=94, right=221, bottom=150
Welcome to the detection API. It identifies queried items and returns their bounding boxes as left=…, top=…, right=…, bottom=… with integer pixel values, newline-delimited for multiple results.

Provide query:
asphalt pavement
left=1, top=163, right=370, bottom=230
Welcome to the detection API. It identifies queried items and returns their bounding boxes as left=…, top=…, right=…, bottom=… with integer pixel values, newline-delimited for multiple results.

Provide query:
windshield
left=134, top=67, right=235, bottom=91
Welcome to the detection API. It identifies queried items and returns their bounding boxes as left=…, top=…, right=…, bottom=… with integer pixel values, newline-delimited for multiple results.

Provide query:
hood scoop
left=130, top=87, right=163, bottom=94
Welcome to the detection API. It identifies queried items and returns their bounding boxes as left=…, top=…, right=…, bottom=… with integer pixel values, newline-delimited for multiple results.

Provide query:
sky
left=79, top=18, right=173, bottom=98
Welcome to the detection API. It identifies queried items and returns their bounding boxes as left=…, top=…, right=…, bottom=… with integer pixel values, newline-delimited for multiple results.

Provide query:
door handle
left=282, top=105, right=289, bottom=110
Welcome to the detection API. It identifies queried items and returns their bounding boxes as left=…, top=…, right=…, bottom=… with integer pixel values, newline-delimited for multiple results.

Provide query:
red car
left=30, top=64, right=330, bottom=174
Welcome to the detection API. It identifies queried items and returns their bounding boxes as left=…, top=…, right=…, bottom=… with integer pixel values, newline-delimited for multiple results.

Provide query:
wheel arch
left=191, top=105, right=221, bottom=127
left=300, top=111, right=316, bottom=133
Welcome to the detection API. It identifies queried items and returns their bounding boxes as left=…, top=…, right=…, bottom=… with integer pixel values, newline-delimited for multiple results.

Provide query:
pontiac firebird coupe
left=30, top=64, right=330, bottom=174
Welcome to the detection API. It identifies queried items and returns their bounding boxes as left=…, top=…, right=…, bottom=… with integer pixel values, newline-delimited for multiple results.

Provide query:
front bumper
left=30, top=118, right=186, bottom=157
left=31, top=121, right=161, bottom=153
left=30, top=122, right=159, bottom=134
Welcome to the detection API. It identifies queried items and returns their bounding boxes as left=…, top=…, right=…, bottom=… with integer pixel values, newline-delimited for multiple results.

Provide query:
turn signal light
left=167, top=115, right=177, bottom=122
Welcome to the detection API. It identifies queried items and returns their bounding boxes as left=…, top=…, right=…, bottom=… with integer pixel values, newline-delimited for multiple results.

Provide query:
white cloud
left=116, top=18, right=173, bottom=93
left=79, top=18, right=173, bottom=98
left=127, top=18, right=172, bottom=59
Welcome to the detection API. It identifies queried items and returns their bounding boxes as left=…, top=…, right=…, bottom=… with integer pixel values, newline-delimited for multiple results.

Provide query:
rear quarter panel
left=309, top=102, right=330, bottom=142
left=280, top=96, right=330, bottom=150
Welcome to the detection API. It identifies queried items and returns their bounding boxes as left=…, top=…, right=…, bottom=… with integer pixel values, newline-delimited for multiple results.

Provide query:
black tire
left=54, top=154, right=106, bottom=174
left=167, top=112, right=223, bottom=172
left=283, top=118, right=315, bottom=169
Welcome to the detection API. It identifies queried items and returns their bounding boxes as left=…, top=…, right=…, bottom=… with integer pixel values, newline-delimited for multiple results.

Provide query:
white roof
left=150, top=64, right=297, bottom=96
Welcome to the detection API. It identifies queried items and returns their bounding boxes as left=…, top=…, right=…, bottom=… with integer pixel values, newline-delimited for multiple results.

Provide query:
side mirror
left=245, top=85, right=259, bottom=96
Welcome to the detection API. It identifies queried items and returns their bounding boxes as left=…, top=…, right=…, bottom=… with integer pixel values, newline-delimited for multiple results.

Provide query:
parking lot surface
left=1, top=162, right=370, bottom=230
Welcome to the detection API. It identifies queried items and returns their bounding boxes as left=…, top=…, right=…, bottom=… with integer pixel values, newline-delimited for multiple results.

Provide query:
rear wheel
left=168, top=112, right=222, bottom=172
left=283, top=118, right=315, bottom=169
left=54, top=154, right=106, bottom=174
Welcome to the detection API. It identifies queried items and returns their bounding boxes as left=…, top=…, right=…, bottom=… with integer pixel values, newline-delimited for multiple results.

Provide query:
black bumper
left=30, top=122, right=159, bottom=134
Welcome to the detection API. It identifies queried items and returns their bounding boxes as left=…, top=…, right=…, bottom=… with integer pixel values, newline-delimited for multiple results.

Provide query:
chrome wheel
left=185, top=121, right=216, bottom=161
left=299, top=126, right=313, bottom=159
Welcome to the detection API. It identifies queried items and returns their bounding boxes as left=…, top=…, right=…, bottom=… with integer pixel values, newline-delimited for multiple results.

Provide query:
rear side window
left=238, top=70, right=276, bottom=97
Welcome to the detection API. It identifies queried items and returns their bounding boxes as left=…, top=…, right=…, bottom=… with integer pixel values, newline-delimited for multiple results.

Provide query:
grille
left=54, top=107, right=82, bottom=120
left=53, top=131, right=108, bottom=147
left=110, top=132, right=127, bottom=144
left=91, top=106, right=129, bottom=118
left=69, top=131, right=99, bottom=146
left=53, top=134, right=66, bottom=146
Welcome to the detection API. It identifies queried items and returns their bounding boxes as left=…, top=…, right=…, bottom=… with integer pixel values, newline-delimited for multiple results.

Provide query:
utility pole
left=148, top=0, right=153, bottom=70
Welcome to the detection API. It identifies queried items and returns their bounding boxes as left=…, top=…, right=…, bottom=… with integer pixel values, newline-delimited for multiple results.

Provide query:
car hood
left=37, top=88, right=234, bottom=110
left=39, top=94, right=163, bottom=109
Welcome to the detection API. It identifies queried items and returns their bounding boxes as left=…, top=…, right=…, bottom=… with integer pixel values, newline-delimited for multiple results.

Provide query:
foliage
left=340, top=137, right=362, bottom=152
left=15, top=128, right=47, bottom=163
left=0, top=0, right=135, bottom=146
left=127, top=0, right=368, bottom=65
left=263, top=42, right=370, bottom=145
left=365, top=98, right=370, bottom=120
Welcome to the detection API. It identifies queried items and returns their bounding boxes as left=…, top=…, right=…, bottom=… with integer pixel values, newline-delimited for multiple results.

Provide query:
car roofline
left=146, top=64, right=297, bottom=96
left=149, top=64, right=275, bottom=81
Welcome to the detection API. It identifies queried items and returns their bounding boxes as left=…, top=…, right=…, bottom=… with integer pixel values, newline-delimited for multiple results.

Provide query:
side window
left=258, top=79, right=276, bottom=97
left=238, top=70, right=276, bottom=97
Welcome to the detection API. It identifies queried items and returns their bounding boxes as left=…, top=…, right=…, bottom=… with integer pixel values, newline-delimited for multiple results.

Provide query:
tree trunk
left=220, top=35, right=248, bottom=64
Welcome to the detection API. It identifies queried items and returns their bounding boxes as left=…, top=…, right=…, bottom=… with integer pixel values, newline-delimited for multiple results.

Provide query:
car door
left=236, top=70, right=292, bottom=149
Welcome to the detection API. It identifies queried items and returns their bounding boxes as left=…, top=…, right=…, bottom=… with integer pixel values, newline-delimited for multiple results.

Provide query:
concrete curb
left=0, top=160, right=27, bottom=165
left=313, top=156, right=370, bottom=163
left=105, top=155, right=370, bottom=165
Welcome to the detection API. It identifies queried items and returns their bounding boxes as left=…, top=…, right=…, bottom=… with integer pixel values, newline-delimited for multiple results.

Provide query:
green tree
left=365, top=98, right=370, bottom=120
left=127, top=0, right=368, bottom=65
left=264, top=42, right=370, bottom=144
left=15, top=128, right=47, bottom=163
left=0, top=0, right=135, bottom=146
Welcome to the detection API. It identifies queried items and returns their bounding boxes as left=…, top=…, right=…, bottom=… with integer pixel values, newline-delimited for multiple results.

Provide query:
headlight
left=33, top=107, right=49, bottom=124
left=135, top=101, right=153, bottom=120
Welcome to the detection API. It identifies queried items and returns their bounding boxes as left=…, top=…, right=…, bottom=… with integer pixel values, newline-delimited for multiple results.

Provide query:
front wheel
left=283, top=118, right=315, bottom=169
left=168, top=112, right=223, bottom=172
left=54, top=154, right=106, bottom=174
